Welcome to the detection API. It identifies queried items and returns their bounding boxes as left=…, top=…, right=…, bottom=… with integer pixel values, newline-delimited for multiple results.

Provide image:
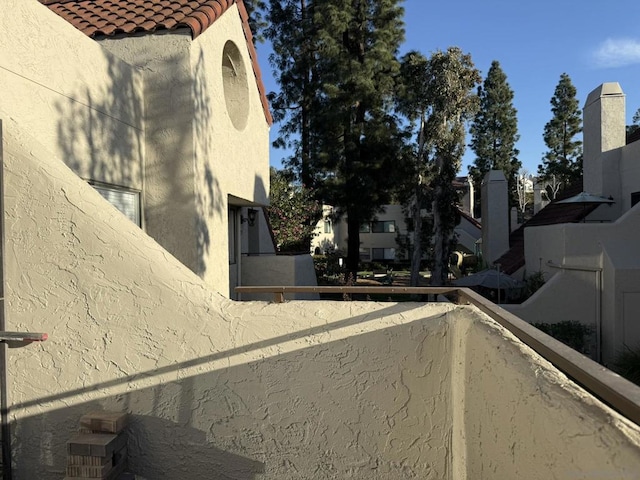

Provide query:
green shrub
left=611, top=347, right=640, bottom=386
left=531, top=321, right=593, bottom=355
left=313, top=252, right=343, bottom=284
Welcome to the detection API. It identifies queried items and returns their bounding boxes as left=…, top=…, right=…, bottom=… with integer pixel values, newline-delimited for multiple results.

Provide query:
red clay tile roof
left=40, top=0, right=235, bottom=38
left=40, top=0, right=273, bottom=125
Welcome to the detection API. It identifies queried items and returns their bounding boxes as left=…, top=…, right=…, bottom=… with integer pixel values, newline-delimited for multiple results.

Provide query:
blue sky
left=263, top=0, right=640, bottom=176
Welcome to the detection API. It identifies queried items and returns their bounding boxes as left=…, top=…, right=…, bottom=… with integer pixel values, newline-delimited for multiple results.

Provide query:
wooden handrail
left=235, top=285, right=640, bottom=427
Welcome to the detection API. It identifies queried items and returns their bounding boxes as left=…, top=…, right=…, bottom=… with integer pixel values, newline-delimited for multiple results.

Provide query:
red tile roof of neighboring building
left=494, top=182, right=598, bottom=275
left=40, top=0, right=273, bottom=124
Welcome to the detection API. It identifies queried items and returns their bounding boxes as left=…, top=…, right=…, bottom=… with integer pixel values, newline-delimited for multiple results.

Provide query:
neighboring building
left=1, top=0, right=279, bottom=297
left=505, top=83, right=640, bottom=365
left=311, top=177, right=480, bottom=266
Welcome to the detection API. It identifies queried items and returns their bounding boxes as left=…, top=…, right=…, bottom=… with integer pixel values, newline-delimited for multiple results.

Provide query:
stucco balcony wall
left=4, top=120, right=640, bottom=479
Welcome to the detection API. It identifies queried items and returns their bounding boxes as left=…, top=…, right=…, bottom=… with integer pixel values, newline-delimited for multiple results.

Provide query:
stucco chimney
left=481, top=170, right=509, bottom=265
left=583, top=83, right=625, bottom=195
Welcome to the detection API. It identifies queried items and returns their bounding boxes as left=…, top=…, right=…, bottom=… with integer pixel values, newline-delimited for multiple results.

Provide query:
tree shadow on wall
left=194, top=49, right=223, bottom=276
left=55, top=50, right=144, bottom=189
left=53, top=46, right=226, bottom=277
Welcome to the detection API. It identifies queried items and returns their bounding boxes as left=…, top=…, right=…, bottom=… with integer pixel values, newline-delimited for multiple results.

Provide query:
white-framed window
left=90, top=182, right=141, bottom=226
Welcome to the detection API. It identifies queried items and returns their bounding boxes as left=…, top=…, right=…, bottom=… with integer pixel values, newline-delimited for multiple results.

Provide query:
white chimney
left=481, top=170, right=510, bottom=265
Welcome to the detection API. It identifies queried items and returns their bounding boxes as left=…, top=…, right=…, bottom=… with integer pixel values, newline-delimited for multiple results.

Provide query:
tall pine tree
left=538, top=73, right=583, bottom=196
left=311, top=0, right=406, bottom=277
left=265, top=0, right=321, bottom=188
left=469, top=60, right=520, bottom=209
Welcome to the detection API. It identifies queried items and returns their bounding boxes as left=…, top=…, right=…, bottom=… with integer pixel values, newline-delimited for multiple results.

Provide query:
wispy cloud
left=592, top=38, right=640, bottom=68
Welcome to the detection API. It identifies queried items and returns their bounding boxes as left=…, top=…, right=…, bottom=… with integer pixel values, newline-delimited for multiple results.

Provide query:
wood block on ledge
left=79, top=411, right=128, bottom=434
left=67, top=432, right=126, bottom=458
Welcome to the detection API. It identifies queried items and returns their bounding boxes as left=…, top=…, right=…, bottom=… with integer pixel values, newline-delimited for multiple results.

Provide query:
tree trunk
left=346, top=212, right=360, bottom=283
left=409, top=187, right=423, bottom=287
left=430, top=181, right=445, bottom=286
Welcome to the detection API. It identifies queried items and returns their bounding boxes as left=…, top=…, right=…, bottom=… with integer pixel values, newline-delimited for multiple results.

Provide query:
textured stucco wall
left=462, top=312, right=640, bottom=479
left=3, top=122, right=453, bottom=479
left=5, top=118, right=640, bottom=479
left=191, top=6, right=270, bottom=290
left=100, top=5, right=271, bottom=294
left=0, top=0, right=144, bottom=189
left=517, top=207, right=640, bottom=361
left=99, top=32, right=200, bottom=278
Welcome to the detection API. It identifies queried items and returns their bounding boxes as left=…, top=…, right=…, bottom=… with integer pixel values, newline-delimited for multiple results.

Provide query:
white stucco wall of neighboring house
left=506, top=204, right=640, bottom=364
left=455, top=215, right=481, bottom=255
left=620, top=138, right=640, bottom=212
left=0, top=0, right=145, bottom=190
left=4, top=120, right=640, bottom=478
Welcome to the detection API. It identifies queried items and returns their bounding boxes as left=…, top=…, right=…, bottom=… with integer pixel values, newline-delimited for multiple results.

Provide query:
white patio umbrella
left=556, top=192, right=615, bottom=205
left=556, top=192, right=614, bottom=222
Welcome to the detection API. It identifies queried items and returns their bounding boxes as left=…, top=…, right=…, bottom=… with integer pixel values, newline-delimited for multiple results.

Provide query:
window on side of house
left=323, top=219, right=332, bottom=234
left=359, top=248, right=371, bottom=261
left=372, top=248, right=395, bottom=261
left=359, top=223, right=371, bottom=233
left=371, top=221, right=396, bottom=233
left=90, top=182, right=141, bottom=226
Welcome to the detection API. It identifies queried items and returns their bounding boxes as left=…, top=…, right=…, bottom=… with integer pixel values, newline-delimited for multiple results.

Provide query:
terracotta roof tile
left=41, top=0, right=273, bottom=125
left=41, top=0, right=234, bottom=39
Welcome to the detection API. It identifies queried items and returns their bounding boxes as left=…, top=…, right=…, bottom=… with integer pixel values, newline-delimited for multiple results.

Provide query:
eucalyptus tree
left=396, top=51, right=431, bottom=287
left=538, top=73, right=583, bottom=196
left=398, top=47, right=480, bottom=286
left=469, top=60, right=520, bottom=207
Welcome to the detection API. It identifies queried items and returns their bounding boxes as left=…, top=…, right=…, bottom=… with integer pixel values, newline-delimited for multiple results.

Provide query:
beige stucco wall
left=0, top=0, right=144, bottom=190
left=4, top=120, right=452, bottom=479
left=240, top=255, right=319, bottom=300
left=99, top=4, right=271, bottom=294
left=3, top=0, right=271, bottom=298
left=461, top=312, right=640, bottom=479
left=191, top=6, right=270, bottom=291
left=509, top=204, right=640, bottom=363
left=4, top=119, right=640, bottom=479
